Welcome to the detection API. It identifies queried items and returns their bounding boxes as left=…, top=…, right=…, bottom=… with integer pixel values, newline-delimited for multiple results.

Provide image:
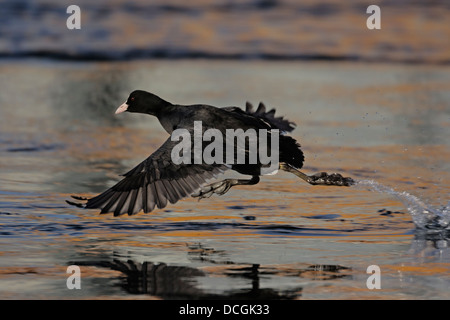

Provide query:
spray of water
left=353, top=180, right=450, bottom=231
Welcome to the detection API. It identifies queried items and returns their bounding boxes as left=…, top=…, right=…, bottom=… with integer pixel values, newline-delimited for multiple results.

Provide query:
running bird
left=67, top=90, right=354, bottom=216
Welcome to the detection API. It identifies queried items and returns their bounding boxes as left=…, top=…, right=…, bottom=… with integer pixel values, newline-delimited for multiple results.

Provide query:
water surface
left=1, top=0, right=449, bottom=64
left=0, top=59, right=449, bottom=299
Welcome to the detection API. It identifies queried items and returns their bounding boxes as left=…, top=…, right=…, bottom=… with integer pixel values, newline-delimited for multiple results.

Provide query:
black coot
left=67, top=91, right=353, bottom=216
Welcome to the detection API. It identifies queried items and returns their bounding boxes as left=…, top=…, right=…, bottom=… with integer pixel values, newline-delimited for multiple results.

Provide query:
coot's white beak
left=115, top=102, right=128, bottom=114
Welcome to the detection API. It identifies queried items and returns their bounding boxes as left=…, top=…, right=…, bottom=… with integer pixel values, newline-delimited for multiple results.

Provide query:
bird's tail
left=245, top=102, right=296, bottom=133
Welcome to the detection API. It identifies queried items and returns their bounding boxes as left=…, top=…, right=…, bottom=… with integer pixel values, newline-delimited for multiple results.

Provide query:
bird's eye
left=130, top=97, right=135, bottom=101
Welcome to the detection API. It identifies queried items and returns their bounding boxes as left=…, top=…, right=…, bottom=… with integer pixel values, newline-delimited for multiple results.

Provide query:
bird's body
left=68, top=91, right=353, bottom=216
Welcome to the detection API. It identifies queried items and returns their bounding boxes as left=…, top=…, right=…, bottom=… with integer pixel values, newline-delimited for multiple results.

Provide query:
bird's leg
left=192, top=175, right=260, bottom=200
left=280, top=163, right=354, bottom=186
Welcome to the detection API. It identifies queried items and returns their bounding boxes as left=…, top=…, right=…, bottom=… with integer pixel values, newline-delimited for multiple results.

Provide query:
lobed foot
left=192, top=179, right=235, bottom=200
left=308, top=172, right=355, bottom=186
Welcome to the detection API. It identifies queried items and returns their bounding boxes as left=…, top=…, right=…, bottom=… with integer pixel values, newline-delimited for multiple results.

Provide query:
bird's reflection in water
left=70, top=255, right=351, bottom=299
left=87, top=260, right=206, bottom=298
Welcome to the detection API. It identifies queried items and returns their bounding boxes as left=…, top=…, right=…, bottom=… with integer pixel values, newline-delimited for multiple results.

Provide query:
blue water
left=1, top=0, right=449, bottom=63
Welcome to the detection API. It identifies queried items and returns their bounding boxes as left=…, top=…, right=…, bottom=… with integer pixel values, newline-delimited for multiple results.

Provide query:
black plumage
left=68, top=90, right=353, bottom=217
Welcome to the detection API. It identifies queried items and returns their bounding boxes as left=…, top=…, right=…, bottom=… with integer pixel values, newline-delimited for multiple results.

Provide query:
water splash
left=353, top=180, right=450, bottom=231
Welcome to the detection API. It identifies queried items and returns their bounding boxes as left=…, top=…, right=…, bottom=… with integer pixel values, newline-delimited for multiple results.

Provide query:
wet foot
left=308, top=172, right=355, bottom=186
left=192, top=176, right=260, bottom=200
left=192, top=179, right=236, bottom=200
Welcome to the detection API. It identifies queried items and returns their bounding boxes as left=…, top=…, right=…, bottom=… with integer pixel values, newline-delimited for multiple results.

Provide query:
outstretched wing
left=75, top=138, right=227, bottom=216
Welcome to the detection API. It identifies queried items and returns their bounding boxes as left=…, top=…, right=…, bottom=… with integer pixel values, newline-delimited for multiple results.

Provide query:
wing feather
left=83, top=138, right=226, bottom=216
